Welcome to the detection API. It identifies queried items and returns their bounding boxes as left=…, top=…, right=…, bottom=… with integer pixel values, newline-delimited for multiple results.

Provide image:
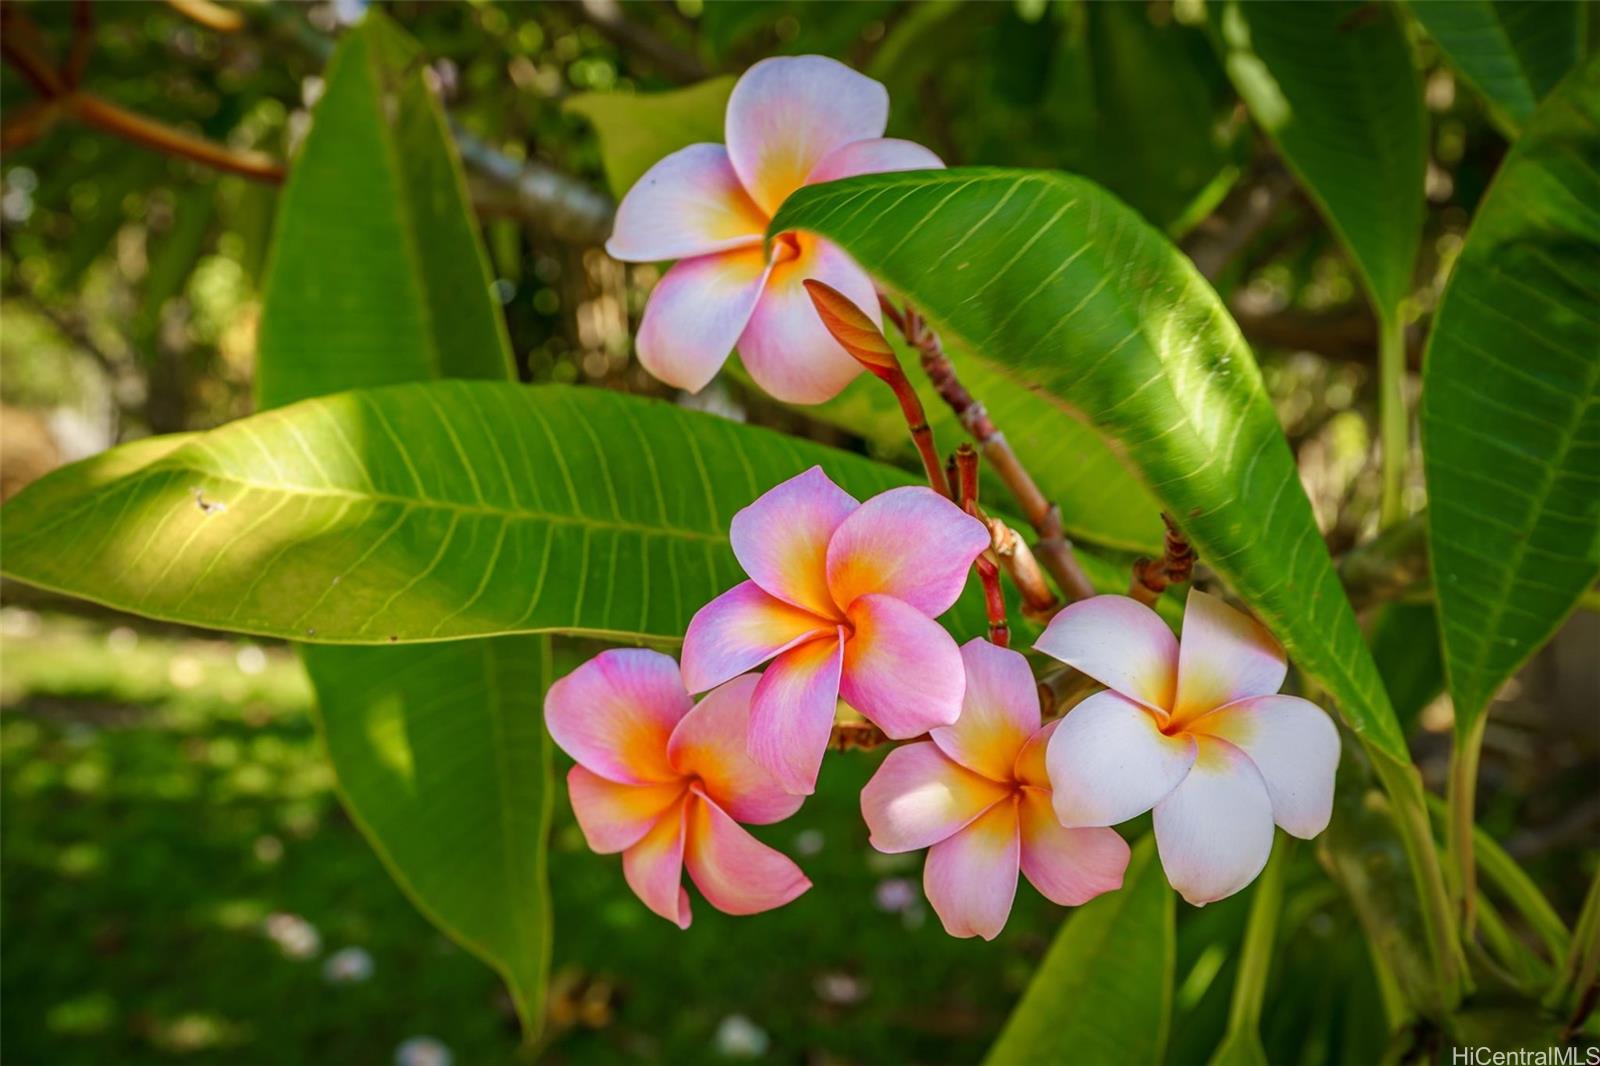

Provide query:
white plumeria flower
left=1035, top=589, right=1340, bottom=905
left=606, top=55, right=943, bottom=404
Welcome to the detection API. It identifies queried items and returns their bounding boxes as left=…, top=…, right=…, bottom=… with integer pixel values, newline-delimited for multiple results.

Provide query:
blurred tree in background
left=2, top=2, right=1595, bottom=1063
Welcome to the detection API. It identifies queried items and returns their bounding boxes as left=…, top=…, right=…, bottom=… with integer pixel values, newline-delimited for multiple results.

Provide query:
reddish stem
left=956, top=444, right=1009, bottom=647
left=1129, top=512, right=1196, bottom=607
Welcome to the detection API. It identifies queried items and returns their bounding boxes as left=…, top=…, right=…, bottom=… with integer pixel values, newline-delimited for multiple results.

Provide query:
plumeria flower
left=544, top=649, right=811, bottom=928
left=859, top=639, right=1131, bottom=940
left=605, top=55, right=943, bottom=404
left=1035, top=590, right=1340, bottom=905
left=682, top=467, right=990, bottom=796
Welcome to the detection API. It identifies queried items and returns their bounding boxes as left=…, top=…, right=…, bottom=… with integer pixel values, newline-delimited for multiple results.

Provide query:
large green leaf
left=985, top=837, right=1174, bottom=1065
left=305, top=637, right=554, bottom=1035
left=565, top=77, right=735, bottom=198
left=0, top=380, right=1008, bottom=644
left=1421, top=56, right=1600, bottom=730
left=250, top=14, right=551, bottom=1037
left=771, top=167, right=1409, bottom=761
left=1219, top=0, right=1426, bottom=321
left=255, top=17, right=512, bottom=410
left=1409, top=0, right=1586, bottom=136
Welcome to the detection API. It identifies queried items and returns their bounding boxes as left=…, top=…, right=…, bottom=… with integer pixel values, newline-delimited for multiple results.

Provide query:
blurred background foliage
left=1, top=1, right=1595, bottom=1063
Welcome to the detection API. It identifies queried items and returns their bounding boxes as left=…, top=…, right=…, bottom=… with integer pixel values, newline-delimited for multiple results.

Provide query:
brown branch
left=805, top=278, right=950, bottom=498
left=1231, top=304, right=1426, bottom=369
left=1182, top=168, right=1297, bottom=281
left=885, top=297, right=1096, bottom=604
left=1037, top=665, right=1098, bottom=721
left=1129, top=512, right=1196, bottom=607
left=956, top=444, right=1009, bottom=648
left=64, top=0, right=93, bottom=88
left=827, top=720, right=893, bottom=752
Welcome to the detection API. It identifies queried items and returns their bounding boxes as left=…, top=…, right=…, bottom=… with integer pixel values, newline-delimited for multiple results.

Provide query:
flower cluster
left=544, top=468, right=1341, bottom=936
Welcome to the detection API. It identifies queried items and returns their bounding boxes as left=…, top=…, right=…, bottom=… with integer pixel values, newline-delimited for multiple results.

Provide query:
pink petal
left=668, top=675, right=804, bottom=825
left=1013, top=718, right=1060, bottom=790
left=1046, top=690, right=1197, bottom=828
left=729, top=466, right=858, bottom=619
left=1017, top=789, right=1130, bottom=906
left=805, top=137, right=945, bottom=185
left=622, top=796, right=692, bottom=928
left=566, top=766, right=686, bottom=854
left=924, top=798, right=1021, bottom=941
left=544, top=648, right=689, bottom=784
left=1033, top=594, right=1179, bottom=714
left=859, top=740, right=1012, bottom=853
left=1189, top=695, right=1339, bottom=839
left=637, top=246, right=770, bottom=394
left=840, top=593, right=965, bottom=737
left=929, top=639, right=1040, bottom=781
left=748, top=632, right=846, bottom=796
left=1171, top=589, right=1287, bottom=725
left=736, top=235, right=873, bottom=404
left=825, top=486, right=990, bottom=617
left=1153, top=737, right=1275, bottom=905
left=725, top=54, right=889, bottom=216
left=606, top=143, right=768, bottom=263
left=683, top=790, right=811, bottom=915
left=681, top=580, right=833, bottom=694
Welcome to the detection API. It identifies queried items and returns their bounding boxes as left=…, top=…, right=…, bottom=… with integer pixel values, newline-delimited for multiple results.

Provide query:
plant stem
left=1378, top=313, right=1408, bottom=528
left=956, top=444, right=1010, bottom=647
left=1129, top=512, right=1197, bottom=607
left=1447, top=714, right=1487, bottom=938
left=882, top=298, right=1096, bottom=604
left=1369, top=747, right=1468, bottom=1013
left=1548, top=864, right=1600, bottom=1017
left=1227, top=837, right=1290, bottom=1036
left=805, top=280, right=951, bottom=498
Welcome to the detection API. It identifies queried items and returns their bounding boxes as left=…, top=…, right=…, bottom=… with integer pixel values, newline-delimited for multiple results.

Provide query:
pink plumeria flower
left=605, top=55, right=943, bottom=404
left=860, top=640, right=1131, bottom=940
left=544, top=648, right=811, bottom=928
left=681, top=466, right=990, bottom=796
left=1035, top=590, right=1341, bottom=905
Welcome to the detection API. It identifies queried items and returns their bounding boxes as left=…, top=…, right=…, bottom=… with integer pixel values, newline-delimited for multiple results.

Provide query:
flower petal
left=748, top=632, right=846, bottom=795
left=1046, top=690, right=1197, bottom=827
left=729, top=466, right=857, bottom=618
left=1171, top=589, right=1287, bottom=725
left=683, top=790, right=811, bottom=915
left=1153, top=737, right=1275, bottom=905
left=606, top=143, right=768, bottom=263
left=840, top=593, right=966, bottom=737
left=737, top=235, right=873, bottom=404
left=1033, top=594, right=1179, bottom=713
left=567, top=766, right=686, bottom=854
left=859, top=740, right=1012, bottom=853
left=544, top=648, right=689, bottom=784
left=681, top=580, right=833, bottom=694
left=930, top=639, right=1040, bottom=781
left=622, top=796, right=692, bottom=928
left=668, top=675, right=804, bottom=825
left=1017, top=789, right=1130, bottom=906
left=805, top=137, right=944, bottom=185
left=637, top=246, right=770, bottom=394
left=725, top=54, right=889, bottom=215
left=825, top=486, right=990, bottom=617
left=924, top=798, right=1021, bottom=941
left=1189, top=695, right=1339, bottom=839
left=1013, top=718, right=1059, bottom=790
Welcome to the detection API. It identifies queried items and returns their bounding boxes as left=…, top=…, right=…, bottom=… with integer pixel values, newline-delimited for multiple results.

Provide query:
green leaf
left=565, top=77, right=735, bottom=198
left=985, top=837, right=1174, bottom=1065
left=255, top=15, right=513, bottom=411
left=305, top=637, right=554, bottom=1036
left=771, top=167, right=1409, bottom=761
left=1219, top=0, right=1427, bottom=321
left=250, top=14, right=549, bottom=1036
left=1409, top=0, right=1586, bottom=135
left=0, top=380, right=1003, bottom=644
left=1421, top=55, right=1600, bottom=731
